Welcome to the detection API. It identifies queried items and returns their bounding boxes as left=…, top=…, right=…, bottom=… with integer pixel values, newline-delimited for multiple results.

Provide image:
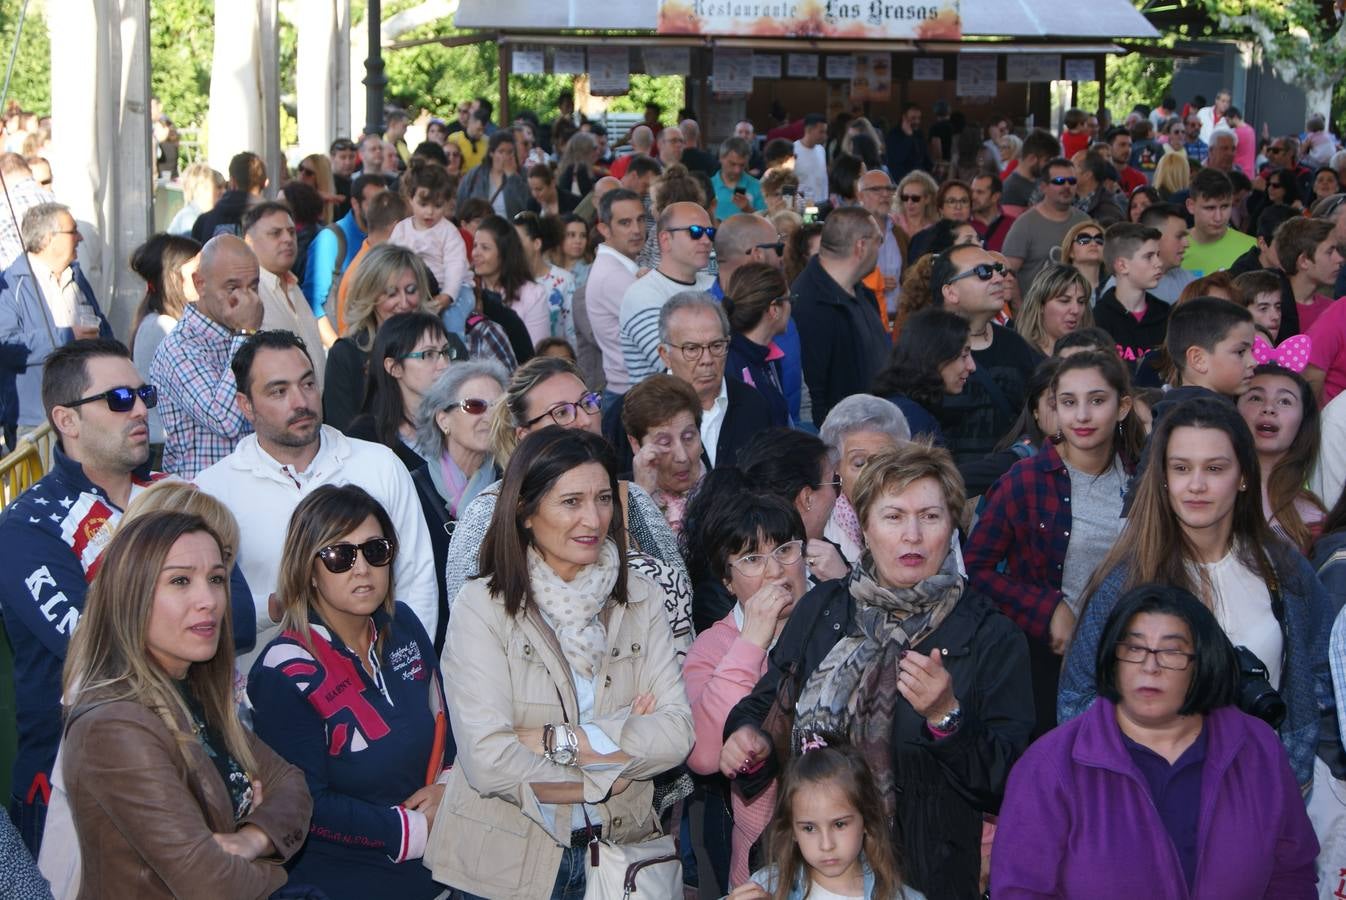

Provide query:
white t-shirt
left=1199, top=547, right=1282, bottom=688
left=793, top=140, right=828, bottom=203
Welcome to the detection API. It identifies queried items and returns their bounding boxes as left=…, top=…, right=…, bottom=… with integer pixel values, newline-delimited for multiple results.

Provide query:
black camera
left=1234, top=645, right=1286, bottom=729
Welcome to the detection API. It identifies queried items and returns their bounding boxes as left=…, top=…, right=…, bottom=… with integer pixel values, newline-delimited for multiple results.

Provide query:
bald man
left=609, top=125, right=655, bottom=179
left=150, top=234, right=264, bottom=476
left=573, top=175, right=623, bottom=225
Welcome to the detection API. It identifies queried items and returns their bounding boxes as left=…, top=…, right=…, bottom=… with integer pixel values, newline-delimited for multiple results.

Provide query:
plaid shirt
left=965, top=441, right=1075, bottom=642
left=150, top=304, right=253, bottom=477
left=0, top=179, right=55, bottom=269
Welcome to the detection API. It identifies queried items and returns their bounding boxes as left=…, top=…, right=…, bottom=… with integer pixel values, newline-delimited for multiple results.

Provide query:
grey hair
left=658, top=291, right=729, bottom=345
left=1209, top=130, right=1236, bottom=149
left=414, top=358, right=510, bottom=459
left=819, top=393, right=912, bottom=454
left=21, top=202, right=68, bottom=254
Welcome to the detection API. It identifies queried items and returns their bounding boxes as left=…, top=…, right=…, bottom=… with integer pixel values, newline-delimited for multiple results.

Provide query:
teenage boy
left=1274, top=216, right=1343, bottom=334
left=1137, top=203, right=1196, bottom=303
left=1231, top=270, right=1285, bottom=339
left=1182, top=169, right=1255, bottom=275
left=1093, top=223, right=1168, bottom=363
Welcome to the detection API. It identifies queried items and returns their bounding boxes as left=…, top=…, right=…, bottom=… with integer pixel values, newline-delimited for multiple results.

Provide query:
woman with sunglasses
left=456, top=132, right=530, bottom=220
left=894, top=171, right=939, bottom=238
left=249, top=484, right=452, bottom=900
left=294, top=153, right=339, bottom=225
left=429, top=427, right=693, bottom=899
left=723, top=262, right=793, bottom=428
left=993, top=584, right=1317, bottom=897
left=1055, top=220, right=1105, bottom=300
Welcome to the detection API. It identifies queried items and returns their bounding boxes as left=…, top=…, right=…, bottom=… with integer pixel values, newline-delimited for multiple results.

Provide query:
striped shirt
left=618, top=268, right=715, bottom=386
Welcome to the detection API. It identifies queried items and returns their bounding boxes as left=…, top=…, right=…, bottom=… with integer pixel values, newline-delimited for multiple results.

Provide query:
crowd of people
left=3, top=84, right=1346, bottom=899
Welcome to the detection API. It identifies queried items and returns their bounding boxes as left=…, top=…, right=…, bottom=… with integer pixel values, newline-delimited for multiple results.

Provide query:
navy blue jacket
left=725, top=331, right=790, bottom=428
left=248, top=602, right=454, bottom=900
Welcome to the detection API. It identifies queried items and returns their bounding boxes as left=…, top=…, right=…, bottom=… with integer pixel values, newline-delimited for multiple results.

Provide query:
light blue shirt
left=711, top=171, right=766, bottom=222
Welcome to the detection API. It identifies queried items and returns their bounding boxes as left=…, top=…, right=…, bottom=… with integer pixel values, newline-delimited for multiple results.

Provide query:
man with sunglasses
left=1002, top=157, right=1092, bottom=289
left=619, top=201, right=716, bottom=386
left=196, top=331, right=437, bottom=668
left=0, top=339, right=254, bottom=854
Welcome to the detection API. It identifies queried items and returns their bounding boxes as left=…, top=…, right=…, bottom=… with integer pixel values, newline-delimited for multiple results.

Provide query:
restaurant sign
left=656, top=0, right=960, bottom=39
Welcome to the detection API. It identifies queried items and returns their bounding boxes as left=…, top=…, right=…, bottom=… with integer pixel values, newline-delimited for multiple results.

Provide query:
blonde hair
left=488, top=356, right=586, bottom=466
left=343, top=243, right=434, bottom=348
left=1058, top=220, right=1104, bottom=267
left=299, top=153, right=337, bottom=224
left=122, top=480, right=241, bottom=568
left=63, top=511, right=257, bottom=774
left=896, top=170, right=939, bottom=227
left=1015, top=263, right=1095, bottom=355
left=180, top=162, right=224, bottom=213
left=1153, top=152, right=1192, bottom=196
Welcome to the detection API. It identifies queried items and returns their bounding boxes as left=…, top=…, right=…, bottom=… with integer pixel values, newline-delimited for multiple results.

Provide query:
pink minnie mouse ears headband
left=1252, top=334, right=1310, bottom=373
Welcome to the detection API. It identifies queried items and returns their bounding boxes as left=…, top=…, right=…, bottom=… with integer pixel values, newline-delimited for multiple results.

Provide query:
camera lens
left=1234, top=645, right=1286, bottom=729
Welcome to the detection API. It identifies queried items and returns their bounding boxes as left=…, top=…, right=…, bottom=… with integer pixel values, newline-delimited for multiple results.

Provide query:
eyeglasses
left=815, top=474, right=842, bottom=492
left=668, top=224, right=716, bottom=241
left=1115, top=642, right=1195, bottom=671
left=900, top=193, right=926, bottom=203
left=1049, top=176, right=1078, bottom=186
left=447, top=397, right=494, bottom=415
left=399, top=344, right=461, bottom=362
left=753, top=241, right=785, bottom=258
left=1074, top=233, right=1104, bottom=245
left=332, top=141, right=357, bottom=153
left=946, top=262, right=1006, bottom=285
left=62, top=384, right=157, bottom=412
left=316, top=538, right=395, bottom=574
left=728, top=540, right=804, bottom=577
left=942, top=196, right=971, bottom=207
left=861, top=184, right=896, bottom=194
left=523, top=391, right=602, bottom=427
left=666, top=339, right=729, bottom=361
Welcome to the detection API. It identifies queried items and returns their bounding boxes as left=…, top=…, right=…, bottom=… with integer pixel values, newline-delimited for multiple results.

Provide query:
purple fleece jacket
left=990, top=699, right=1318, bottom=899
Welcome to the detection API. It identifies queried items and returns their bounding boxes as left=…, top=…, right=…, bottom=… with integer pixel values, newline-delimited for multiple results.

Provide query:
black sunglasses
left=947, top=262, right=1007, bottom=285
left=668, top=225, right=716, bottom=241
left=1049, top=176, right=1078, bottom=186
left=63, top=384, right=157, bottom=412
left=752, top=241, right=785, bottom=258
left=316, top=538, right=395, bottom=574
left=1073, top=233, right=1104, bottom=245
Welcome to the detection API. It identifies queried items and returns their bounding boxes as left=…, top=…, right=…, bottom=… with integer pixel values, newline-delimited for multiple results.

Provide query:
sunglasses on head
left=1049, top=176, right=1078, bottom=186
left=63, top=384, right=157, bottom=412
left=1074, top=233, right=1104, bottom=245
left=316, top=538, right=395, bottom=574
left=668, top=224, right=716, bottom=241
left=448, top=397, right=493, bottom=415
left=947, top=262, right=1007, bottom=285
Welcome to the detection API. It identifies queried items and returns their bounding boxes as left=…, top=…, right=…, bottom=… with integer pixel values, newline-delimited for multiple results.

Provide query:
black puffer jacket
left=725, top=576, right=1033, bottom=900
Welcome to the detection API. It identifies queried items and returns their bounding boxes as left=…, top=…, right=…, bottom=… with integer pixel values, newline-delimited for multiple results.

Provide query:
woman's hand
left=728, top=882, right=770, bottom=899
left=431, top=292, right=451, bottom=312
left=898, top=648, right=958, bottom=724
left=719, top=726, right=771, bottom=779
left=515, top=726, right=545, bottom=755
left=404, top=783, right=446, bottom=831
left=630, top=439, right=667, bottom=495
left=806, top=538, right=849, bottom=582
left=739, top=582, right=794, bottom=649
left=630, top=693, right=656, bottom=716
left=1049, top=603, right=1076, bottom=656
left=212, top=824, right=272, bottom=860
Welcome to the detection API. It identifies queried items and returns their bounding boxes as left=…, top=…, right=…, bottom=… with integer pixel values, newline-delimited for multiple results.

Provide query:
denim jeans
left=452, top=844, right=586, bottom=900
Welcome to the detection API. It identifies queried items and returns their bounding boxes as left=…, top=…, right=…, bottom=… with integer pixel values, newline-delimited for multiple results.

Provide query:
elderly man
left=710, top=137, right=765, bottom=221
left=0, top=203, right=111, bottom=440
left=857, top=170, right=903, bottom=319
left=243, top=201, right=331, bottom=372
left=150, top=234, right=263, bottom=477
left=620, top=201, right=717, bottom=385
left=1205, top=130, right=1238, bottom=175
left=734, top=120, right=767, bottom=175
left=609, top=125, right=655, bottom=179
left=791, top=207, right=890, bottom=426
left=656, top=125, right=687, bottom=170
left=0, top=153, right=54, bottom=268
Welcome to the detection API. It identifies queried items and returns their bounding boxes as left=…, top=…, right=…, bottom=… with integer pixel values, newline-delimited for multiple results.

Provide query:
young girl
left=554, top=213, right=593, bottom=286
left=512, top=210, right=576, bottom=345
left=390, top=159, right=469, bottom=310
left=966, top=350, right=1144, bottom=736
left=729, top=742, right=923, bottom=900
left=1236, top=363, right=1326, bottom=553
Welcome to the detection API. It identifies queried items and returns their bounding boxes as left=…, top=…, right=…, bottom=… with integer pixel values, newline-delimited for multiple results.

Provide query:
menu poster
left=825, top=55, right=856, bottom=80
left=1005, top=54, right=1060, bottom=83
left=712, top=48, right=754, bottom=94
left=1064, top=58, right=1098, bottom=82
left=787, top=53, right=818, bottom=78
left=752, top=53, right=781, bottom=79
left=588, top=47, right=630, bottom=95
left=643, top=46, right=690, bottom=76
left=511, top=46, right=545, bottom=75
left=955, top=54, right=997, bottom=97
left=554, top=47, right=585, bottom=74
left=851, top=53, right=891, bottom=102
left=912, top=57, right=945, bottom=81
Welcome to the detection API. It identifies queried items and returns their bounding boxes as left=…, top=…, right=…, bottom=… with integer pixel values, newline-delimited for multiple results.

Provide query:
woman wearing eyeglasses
left=249, top=484, right=452, bottom=900
left=428, top=427, right=693, bottom=899
left=682, top=492, right=810, bottom=887
left=1054, top=220, right=1105, bottom=300
left=993, top=584, right=1317, bottom=898
left=723, top=262, right=793, bottom=429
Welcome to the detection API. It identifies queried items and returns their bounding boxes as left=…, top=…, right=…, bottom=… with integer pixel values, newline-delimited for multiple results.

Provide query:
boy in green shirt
left=1182, top=168, right=1255, bottom=276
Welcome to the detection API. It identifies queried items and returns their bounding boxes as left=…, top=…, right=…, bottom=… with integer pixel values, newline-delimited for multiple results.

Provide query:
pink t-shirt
left=389, top=216, right=468, bottom=301
left=1307, top=295, right=1346, bottom=403
left=1298, top=294, right=1337, bottom=334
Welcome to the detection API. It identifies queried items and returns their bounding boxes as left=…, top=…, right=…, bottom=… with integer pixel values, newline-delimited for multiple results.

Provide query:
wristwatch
left=544, top=722, right=580, bottom=767
left=929, top=705, right=963, bottom=734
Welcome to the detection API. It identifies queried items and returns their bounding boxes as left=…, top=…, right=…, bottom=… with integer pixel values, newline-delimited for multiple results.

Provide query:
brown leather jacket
left=64, top=699, right=312, bottom=899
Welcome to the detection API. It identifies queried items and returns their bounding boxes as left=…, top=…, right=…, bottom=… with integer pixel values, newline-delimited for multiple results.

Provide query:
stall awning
left=453, top=0, right=1159, bottom=39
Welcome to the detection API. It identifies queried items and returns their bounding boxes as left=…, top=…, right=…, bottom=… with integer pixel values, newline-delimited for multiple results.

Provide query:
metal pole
left=362, top=0, right=386, bottom=136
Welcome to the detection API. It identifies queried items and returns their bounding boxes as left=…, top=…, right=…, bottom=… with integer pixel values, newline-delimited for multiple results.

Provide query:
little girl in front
left=390, top=158, right=468, bottom=310
left=728, top=740, right=925, bottom=900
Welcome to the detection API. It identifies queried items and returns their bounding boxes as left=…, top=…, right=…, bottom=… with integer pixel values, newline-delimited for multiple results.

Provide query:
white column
left=297, top=0, right=353, bottom=152
left=49, top=0, right=152, bottom=343
left=207, top=0, right=280, bottom=189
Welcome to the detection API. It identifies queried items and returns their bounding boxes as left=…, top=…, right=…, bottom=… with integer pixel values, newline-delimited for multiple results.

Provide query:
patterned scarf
left=527, top=541, right=619, bottom=680
left=830, top=494, right=864, bottom=554
left=793, top=550, right=963, bottom=825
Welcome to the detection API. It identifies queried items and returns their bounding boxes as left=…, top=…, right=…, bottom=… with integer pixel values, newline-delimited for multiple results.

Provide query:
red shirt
left=1062, top=131, right=1091, bottom=159
left=1118, top=166, right=1148, bottom=196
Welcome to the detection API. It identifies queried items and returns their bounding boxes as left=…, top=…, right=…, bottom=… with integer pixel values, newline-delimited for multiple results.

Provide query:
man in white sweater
left=618, top=200, right=715, bottom=385
left=195, top=331, right=437, bottom=669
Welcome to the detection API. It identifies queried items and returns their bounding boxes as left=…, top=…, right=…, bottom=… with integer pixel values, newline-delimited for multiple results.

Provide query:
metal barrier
left=0, top=423, right=54, bottom=508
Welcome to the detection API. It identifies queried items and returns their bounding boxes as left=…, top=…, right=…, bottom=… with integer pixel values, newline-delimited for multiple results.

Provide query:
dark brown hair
left=620, top=374, right=701, bottom=442
left=724, top=262, right=789, bottom=333
left=1050, top=350, right=1146, bottom=464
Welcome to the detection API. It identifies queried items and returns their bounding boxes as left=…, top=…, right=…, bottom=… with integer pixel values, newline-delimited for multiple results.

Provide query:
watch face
left=555, top=747, right=577, bottom=766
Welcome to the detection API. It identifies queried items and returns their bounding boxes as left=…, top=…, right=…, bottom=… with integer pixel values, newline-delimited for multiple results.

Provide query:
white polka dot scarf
left=527, top=541, right=620, bottom=679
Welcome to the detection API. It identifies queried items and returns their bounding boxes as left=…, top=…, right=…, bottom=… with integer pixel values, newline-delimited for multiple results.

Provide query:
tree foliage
left=3, top=0, right=50, bottom=114
left=149, top=0, right=213, bottom=129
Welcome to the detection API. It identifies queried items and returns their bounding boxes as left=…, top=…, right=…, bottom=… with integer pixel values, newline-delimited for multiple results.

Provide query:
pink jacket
left=683, top=610, right=776, bottom=886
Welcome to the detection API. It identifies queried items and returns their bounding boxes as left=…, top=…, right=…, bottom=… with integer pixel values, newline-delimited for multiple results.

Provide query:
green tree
left=3, top=0, right=50, bottom=114
left=149, top=0, right=213, bottom=128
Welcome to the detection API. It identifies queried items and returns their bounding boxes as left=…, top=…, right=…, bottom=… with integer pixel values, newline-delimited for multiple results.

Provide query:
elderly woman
left=994, top=585, right=1318, bottom=897
left=415, top=359, right=509, bottom=524
left=325, top=244, right=437, bottom=431
left=720, top=442, right=1034, bottom=900
left=62, top=511, right=312, bottom=898
left=428, top=427, right=694, bottom=898
left=621, top=374, right=704, bottom=535
left=442, top=356, right=692, bottom=651
left=819, top=393, right=912, bottom=565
